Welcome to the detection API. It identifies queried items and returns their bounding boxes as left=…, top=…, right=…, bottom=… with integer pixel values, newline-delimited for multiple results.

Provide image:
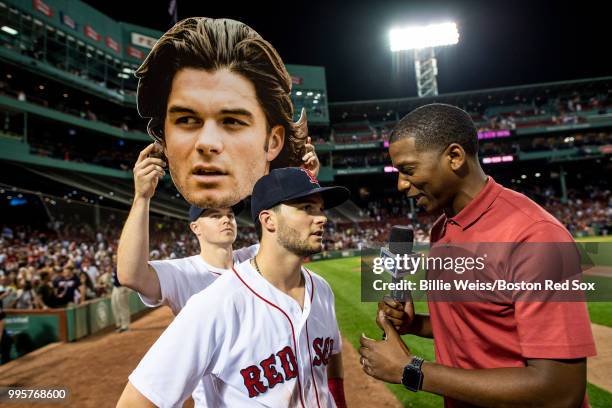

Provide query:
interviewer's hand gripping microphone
left=380, top=225, right=414, bottom=301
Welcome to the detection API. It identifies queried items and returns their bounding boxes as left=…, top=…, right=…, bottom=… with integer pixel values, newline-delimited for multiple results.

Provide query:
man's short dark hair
left=389, top=103, right=478, bottom=155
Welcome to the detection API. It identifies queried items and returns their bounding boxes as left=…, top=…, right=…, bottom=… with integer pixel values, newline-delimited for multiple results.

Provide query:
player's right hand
left=133, top=143, right=166, bottom=200
left=377, top=295, right=415, bottom=335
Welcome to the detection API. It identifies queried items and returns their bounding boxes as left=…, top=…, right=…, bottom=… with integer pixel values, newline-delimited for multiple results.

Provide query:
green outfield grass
left=588, top=383, right=612, bottom=408
left=588, top=302, right=612, bottom=328
left=576, top=235, right=612, bottom=243
left=308, top=256, right=612, bottom=407
left=575, top=235, right=612, bottom=328
left=309, top=257, right=442, bottom=407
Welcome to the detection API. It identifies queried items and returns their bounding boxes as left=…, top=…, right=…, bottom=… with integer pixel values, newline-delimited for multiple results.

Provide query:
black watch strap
left=402, top=356, right=424, bottom=392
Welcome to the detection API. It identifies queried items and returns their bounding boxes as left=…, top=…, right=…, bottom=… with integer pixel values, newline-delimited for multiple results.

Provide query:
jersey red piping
left=231, top=266, right=306, bottom=408
left=304, top=320, right=322, bottom=408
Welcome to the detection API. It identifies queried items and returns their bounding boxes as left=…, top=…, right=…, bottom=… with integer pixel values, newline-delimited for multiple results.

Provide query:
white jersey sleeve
left=232, top=244, right=259, bottom=264
left=128, top=286, right=230, bottom=407
left=143, top=257, right=203, bottom=315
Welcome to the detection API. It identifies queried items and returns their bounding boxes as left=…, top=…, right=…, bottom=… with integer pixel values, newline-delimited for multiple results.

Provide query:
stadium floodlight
left=1, top=25, right=18, bottom=35
left=389, top=22, right=459, bottom=51
left=389, top=22, right=459, bottom=97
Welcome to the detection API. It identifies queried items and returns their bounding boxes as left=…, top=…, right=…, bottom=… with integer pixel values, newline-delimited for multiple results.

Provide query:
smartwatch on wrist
left=402, top=356, right=424, bottom=392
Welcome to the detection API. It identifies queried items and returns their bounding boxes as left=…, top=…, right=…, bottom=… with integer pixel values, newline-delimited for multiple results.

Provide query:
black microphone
left=380, top=225, right=414, bottom=301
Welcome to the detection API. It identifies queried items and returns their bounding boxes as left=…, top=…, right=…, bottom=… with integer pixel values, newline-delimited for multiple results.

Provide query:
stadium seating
left=0, top=0, right=610, bottom=315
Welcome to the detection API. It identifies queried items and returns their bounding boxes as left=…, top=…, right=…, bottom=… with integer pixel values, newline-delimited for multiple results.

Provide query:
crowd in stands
left=0, top=12, right=138, bottom=98
left=28, top=135, right=139, bottom=172
left=0, top=69, right=147, bottom=135
left=333, top=151, right=390, bottom=169
left=478, top=132, right=612, bottom=157
left=1, top=180, right=610, bottom=310
left=324, top=194, right=432, bottom=251
left=2, top=55, right=612, bottom=178
left=0, top=224, right=117, bottom=311
left=479, top=94, right=610, bottom=132
left=330, top=92, right=611, bottom=145
left=19, top=123, right=612, bottom=174
left=315, top=182, right=612, bottom=250
left=324, top=131, right=612, bottom=167
left=1, top=19, right=611, bottom=308
left=0, top=210, right=260, bottom=312
left=535, top=186, right=612, bottom=237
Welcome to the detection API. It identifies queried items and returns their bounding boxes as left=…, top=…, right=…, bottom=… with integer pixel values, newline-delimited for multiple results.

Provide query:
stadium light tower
left=389, top=22, right=459, bottom=97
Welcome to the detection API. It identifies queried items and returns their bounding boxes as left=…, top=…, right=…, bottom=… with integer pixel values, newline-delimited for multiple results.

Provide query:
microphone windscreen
left=388, top=225, right=414, bottom=255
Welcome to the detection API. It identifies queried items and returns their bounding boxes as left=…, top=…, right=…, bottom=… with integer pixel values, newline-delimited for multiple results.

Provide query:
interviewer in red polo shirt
left=358, top=103, right=596, bottom=408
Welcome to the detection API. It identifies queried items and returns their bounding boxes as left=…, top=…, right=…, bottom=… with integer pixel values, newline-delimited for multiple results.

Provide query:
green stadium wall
left=3, top=291, right=149, bottom=360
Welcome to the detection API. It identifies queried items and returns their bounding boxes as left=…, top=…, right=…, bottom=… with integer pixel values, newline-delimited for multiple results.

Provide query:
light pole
left=389, top=22, right=459, bottom=97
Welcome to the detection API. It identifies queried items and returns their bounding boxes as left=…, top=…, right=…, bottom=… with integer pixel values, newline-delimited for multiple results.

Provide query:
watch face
left=402, top=365, right=423, bottom=392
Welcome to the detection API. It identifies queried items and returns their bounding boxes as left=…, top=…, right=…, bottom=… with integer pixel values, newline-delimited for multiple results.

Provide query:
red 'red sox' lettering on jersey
left=129, top=262, right=342, bottom=407
left=312, top=337, right=334, bottom=366
left=240, top=337, right=335, bottom=398
left=240, top=345, right=298, bottom=398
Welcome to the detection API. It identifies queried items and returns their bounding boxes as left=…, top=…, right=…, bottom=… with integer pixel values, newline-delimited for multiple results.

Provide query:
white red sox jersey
left=137, top=244, right=259, bottom=407
left=129, top=260, right=341, bottom=408
left=140, top=244, right=259, bottom=315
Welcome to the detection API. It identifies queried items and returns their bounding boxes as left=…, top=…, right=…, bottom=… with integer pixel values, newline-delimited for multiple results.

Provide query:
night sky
left=84, top=0, right=611, bottom=102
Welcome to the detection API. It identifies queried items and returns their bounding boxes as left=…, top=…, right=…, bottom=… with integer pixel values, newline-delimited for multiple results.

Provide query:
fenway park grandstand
left=0, top=0, right=610, bottom=407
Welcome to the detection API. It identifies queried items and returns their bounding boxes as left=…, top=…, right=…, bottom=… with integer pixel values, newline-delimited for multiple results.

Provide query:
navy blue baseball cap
left=188, top=200, right=245, bottom=222
left=251, top=167, right=350, bottom=224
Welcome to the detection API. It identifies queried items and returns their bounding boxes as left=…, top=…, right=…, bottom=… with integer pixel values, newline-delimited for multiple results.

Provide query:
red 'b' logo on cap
left=300, top=168, right=319, bottom=184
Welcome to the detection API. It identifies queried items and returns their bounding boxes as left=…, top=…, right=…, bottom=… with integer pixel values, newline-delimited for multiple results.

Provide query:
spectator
left=110, top=268, right=130, bottom=333
left=96, top=264, right=113, bottom=296
left=55, top=264, right=80, bottom=306
left=0, top=275, right=17, bottom=309
left=37, top=272, right=58, bottom=308
left=81, top=258, right=98, bottom=285
left=14, top=278, right=41, bottom=309
left=77, top=271, right=96, bottom=304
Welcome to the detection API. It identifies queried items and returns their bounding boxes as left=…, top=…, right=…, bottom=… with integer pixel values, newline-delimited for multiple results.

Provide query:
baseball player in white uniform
left=143, top=204, right=259, bottom=407
left=139, top=203, right=258, bottom=315
left=117, top=127, right=319, bottom=407
left=118, top=168, right=349, bottom=407
left=117, top=142, right=258, bottom=407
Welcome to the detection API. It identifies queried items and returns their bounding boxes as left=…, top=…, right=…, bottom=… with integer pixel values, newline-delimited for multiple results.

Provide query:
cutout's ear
left=161, top=140, right=167, bottom=157
left=266, top=125, right=285, bottom=162
left=294, top=107, right=308, bottom=142
left=152, top=141, right=167, bottom=162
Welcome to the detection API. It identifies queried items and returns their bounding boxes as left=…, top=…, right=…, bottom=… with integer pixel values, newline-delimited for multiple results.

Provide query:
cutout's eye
left=223, top=117, right=247, bottom=126
left=176, top=117, right=199, bottom=125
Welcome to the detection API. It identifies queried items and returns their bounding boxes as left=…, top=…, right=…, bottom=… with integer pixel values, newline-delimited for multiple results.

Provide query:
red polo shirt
left=428, top=177, right=596, bottom=408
